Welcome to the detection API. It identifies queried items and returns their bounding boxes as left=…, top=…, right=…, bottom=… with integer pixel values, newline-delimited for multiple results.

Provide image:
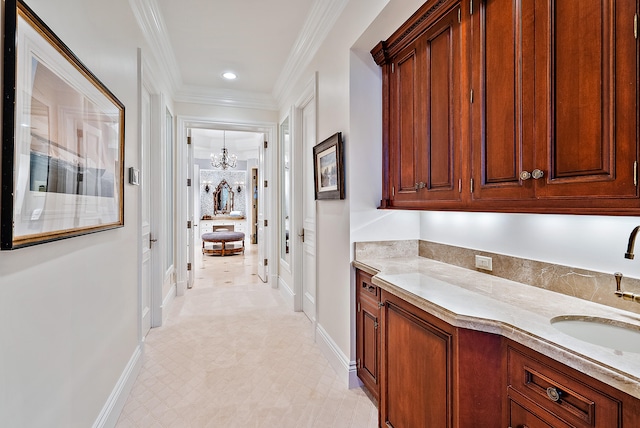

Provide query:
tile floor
left=114, top=244, right=378, bottom=428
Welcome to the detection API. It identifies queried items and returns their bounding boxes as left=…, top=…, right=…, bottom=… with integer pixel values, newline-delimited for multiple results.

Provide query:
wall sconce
left=235, top=181, right=244, bottom=193
left=203, top=180, right=212, bottom=193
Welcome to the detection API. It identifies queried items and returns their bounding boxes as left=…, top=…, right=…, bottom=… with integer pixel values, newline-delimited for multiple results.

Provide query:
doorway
left=291, top=76, right=317, bottom=323
left=176, top=118, right=278, bottom=291
left=138, top=51, right=176, bottom=336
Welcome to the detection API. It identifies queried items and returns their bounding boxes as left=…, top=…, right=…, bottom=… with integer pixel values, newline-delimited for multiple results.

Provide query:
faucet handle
left=614, top=272, right=623, bottom=292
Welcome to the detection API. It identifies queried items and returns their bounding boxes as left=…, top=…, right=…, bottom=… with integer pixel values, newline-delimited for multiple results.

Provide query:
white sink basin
left=550, top=316, right=640, bottom=354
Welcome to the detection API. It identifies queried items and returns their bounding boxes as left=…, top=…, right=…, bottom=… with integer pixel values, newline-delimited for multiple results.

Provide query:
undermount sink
left=550, top=316, right=640, bottom=354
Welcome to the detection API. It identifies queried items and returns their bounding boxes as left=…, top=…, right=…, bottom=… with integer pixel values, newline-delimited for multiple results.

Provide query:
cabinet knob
left=415, top=181, right=426, bottom=190
left=531, top=169, right=544, bottom=179
left=519, top=169, right=544, bottom=181
left=546, top=386, right=562, bottom=402
left=519, top=171, right=532, bottom=180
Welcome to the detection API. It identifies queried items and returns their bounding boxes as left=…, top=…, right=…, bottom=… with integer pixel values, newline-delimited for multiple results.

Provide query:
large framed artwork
left=313, top=132, right=344, bottom=200
left=1, top=0, right=125, bottom=249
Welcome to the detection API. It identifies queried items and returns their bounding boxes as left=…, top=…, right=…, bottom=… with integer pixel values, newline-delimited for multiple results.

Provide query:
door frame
left=175, top=116, right=278, bottom=292
left=291, top=75, right=317, bottom=314
left=138, top=49, right=168, bottom=339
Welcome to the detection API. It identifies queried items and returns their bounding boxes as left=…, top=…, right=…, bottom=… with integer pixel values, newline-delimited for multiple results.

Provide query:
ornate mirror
left=214, top=179, right=234, bottom=214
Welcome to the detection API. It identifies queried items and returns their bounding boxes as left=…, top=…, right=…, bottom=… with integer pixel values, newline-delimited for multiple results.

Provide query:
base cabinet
left=509, top=398, right=567, bottom=428
left=381, top=291, right=453, bottom=428
left=379, top=289, right=502, bottom=428
left=355, top=269, right=640, bottom=428
left=356, top=270, right=381, bottom=402
left=505, top=340, right=640, bottom=428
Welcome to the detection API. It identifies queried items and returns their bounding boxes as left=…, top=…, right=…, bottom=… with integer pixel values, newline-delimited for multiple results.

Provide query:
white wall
left=0, top=0, right=157, bottom=426
left=276, top=0, right=429, bottom=378
left=420, top=212, right=640, bottom=280
left=284, top=0, right=640, bottom=387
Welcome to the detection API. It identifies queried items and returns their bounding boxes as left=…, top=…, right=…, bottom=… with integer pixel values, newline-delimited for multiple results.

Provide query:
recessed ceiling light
left=222, top=72, right=237, bottom=80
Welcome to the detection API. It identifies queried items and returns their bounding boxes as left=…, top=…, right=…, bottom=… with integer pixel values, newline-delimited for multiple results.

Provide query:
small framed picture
left=313, top=132, right=345, bottom=200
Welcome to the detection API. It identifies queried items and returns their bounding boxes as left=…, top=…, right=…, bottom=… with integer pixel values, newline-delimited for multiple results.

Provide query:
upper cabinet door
left=375, top=2, right=463, bottom=208
left=471, top=0, right=536, bottom=202
left=534, top=0, right=638, bottom=202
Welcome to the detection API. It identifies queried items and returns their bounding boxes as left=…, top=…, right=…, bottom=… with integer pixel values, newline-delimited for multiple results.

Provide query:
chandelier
left=210, top=130, right=237, bottom=169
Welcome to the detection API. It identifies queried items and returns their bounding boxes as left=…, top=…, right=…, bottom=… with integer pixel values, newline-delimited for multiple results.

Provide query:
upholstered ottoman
left=201, top=231, right=245, bottom=256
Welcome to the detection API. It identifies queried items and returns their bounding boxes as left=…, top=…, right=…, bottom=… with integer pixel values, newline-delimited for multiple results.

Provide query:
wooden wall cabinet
left=372, top=0, right=640, bottom=215
left=355, top=270, right=381, bottom=402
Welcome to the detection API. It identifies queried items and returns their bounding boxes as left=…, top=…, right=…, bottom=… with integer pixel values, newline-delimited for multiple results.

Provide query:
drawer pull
left=368, top=285, right=376, bottom=292
left=546, top=386, right=562, bottom=402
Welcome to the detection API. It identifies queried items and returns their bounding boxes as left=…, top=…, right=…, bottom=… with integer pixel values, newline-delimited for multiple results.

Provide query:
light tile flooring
left=115, top=244, right=378, bottom=428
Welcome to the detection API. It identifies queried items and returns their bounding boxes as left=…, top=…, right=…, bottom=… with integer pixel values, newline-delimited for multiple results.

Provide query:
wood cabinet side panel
left=455, top=328, right=503, bottom=427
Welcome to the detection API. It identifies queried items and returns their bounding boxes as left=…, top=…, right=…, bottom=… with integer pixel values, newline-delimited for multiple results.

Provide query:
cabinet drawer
left=507, top=346, right=621, bottom=427
left=357, top=275, right=379, bottom=300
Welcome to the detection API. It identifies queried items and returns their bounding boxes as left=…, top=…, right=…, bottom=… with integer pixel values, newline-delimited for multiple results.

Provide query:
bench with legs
left=201, top=231, right=245, bottom=256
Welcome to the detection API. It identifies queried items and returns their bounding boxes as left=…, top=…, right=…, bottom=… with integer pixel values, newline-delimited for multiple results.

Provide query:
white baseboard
left=315, top=323, right=360, bottom=388
left=92, top=344, right=144, bottom=428
left=270, top=273, right=279, bottom=289
left=176, top=278, right=187, bottom=296
left=278, top=277, right=295, bottom=310
left=161, top=284, right=176, bottom=325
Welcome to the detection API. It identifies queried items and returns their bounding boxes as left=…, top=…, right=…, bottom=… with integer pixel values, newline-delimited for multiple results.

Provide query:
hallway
left=114, top=244, right=378, bottom=427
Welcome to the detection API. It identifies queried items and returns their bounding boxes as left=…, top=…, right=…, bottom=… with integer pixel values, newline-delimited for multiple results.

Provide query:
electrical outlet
left=475, top=255, right=493, bottom=271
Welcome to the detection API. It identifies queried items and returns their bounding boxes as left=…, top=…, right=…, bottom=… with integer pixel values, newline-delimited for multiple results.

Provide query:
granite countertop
left=353, top=255, right=640, bottom=400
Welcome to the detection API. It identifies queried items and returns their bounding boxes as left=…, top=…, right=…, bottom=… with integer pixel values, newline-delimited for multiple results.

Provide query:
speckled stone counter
left=353, top=247, right=640, bottom=400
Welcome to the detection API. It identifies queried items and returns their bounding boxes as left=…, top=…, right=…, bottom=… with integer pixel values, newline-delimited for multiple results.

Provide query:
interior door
left=301, top=97, right=316, bottom=322
left=140, top=84, right=152, bottom=337
left=257, top=134, right=268, bottom=282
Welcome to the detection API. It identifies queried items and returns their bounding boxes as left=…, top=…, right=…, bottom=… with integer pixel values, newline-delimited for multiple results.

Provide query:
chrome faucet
left=615, top=226, right=640, bottom=303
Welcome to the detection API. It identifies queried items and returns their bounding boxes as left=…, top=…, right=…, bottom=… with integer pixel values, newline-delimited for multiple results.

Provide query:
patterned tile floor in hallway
left=115, top=244, right=378, bottom=428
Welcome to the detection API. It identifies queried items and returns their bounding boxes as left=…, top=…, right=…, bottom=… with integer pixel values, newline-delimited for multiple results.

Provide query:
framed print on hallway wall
left=1, top=0, right=125, bottom=249
left=313, top=132, right=345, bottom=200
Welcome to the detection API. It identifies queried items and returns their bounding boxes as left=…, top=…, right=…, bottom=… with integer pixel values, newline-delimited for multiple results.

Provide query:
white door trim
left=292, top=74, right=317, bottom=314
left=175, top=116, right=278, bottom=290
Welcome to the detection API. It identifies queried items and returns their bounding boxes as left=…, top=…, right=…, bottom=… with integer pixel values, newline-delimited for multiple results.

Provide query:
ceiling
left=133, top=0, right=330, bottom=158
left=156, top=0, right=316, bottom=96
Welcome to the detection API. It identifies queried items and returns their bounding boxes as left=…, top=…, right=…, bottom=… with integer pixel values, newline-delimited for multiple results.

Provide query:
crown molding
left=129, top=0, right=345, bottom=110
left=174, top=86, right=278, bottom=111
left=128, top=0, right=182, bottom=93
left=273, top=0, right=349, bottom=105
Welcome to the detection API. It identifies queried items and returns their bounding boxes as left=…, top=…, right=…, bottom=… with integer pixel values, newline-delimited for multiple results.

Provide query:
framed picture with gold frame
left=313, top=132, right=345, bottom=200
left=1, top=0, right=125, bottom=249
